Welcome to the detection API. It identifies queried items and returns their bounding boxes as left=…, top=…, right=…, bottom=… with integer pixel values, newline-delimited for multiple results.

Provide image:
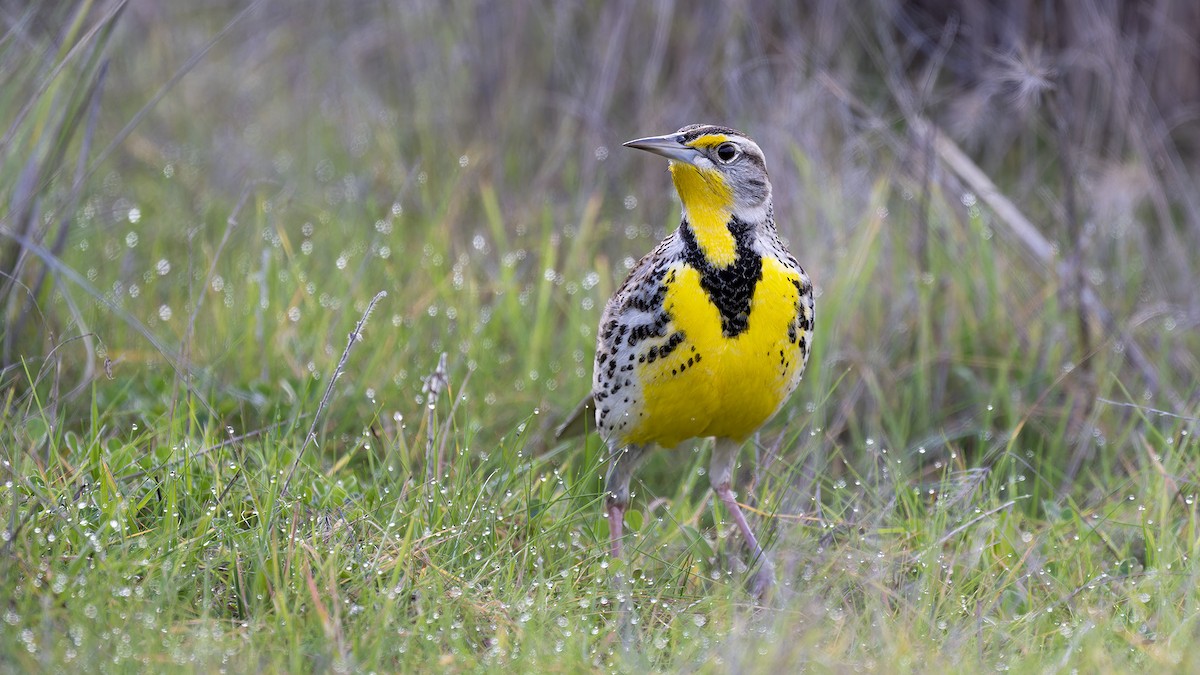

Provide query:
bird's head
left=624, top=124, right=772, bottom=224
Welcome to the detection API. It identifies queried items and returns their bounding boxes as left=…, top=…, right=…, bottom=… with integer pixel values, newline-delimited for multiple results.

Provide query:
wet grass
left=3, top=2, right=1200, bottom=672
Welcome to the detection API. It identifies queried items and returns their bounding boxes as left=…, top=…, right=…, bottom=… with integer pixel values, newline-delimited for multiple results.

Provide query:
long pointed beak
left=623, top=132, right=701, bottom=165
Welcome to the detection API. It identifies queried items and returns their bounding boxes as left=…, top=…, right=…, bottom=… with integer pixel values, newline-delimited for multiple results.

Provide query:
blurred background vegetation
left=5, top=0, right=1198, bottom=478
left=3, top=0, right=1199, bottom=670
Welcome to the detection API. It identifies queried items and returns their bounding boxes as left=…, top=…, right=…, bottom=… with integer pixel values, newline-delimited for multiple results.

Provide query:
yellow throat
left=669, top=161, right=738, bottom=268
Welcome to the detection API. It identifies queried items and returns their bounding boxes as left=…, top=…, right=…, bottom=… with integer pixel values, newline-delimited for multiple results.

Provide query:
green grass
left=3, top=2, right=1200, bottom=672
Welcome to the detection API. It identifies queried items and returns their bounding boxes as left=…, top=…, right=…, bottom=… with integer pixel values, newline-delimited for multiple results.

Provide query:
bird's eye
left=715, top=143, right=738, bottom=163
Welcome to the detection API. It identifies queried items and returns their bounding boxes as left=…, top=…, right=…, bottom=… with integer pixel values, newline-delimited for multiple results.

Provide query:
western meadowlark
left=565, top=124, right=814, bottom=593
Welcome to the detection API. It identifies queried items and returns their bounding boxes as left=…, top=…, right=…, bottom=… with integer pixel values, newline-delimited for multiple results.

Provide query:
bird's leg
left=710, top=438, right=775, bottom=598
left=607, top=504, right=625, bottom=558
left=604, top=443, right=650, bottom=650
left=604, top=443, right=650, bottom=559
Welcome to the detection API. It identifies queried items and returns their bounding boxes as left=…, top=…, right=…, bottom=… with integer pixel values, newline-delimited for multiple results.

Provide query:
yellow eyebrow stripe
left=685, top=134, right=729, bottom=149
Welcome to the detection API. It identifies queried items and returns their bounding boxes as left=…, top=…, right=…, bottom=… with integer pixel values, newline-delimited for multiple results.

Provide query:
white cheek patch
left=736, top=202, right=770, bottom=224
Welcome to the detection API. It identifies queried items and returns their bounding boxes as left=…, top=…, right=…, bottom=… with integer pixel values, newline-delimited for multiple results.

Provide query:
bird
left=560, top=124, right=814, bottom=595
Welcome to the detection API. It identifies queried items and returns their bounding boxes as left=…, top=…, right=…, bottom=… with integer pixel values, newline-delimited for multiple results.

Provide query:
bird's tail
left=554, top=393, right=594, bottom=441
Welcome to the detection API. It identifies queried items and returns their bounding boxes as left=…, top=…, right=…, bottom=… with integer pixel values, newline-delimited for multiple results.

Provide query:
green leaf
left=625, top=508, right=644, bottom=532
left=679, top=525, right=712, bottom=558
left=592, top=516, right=608, bottom=544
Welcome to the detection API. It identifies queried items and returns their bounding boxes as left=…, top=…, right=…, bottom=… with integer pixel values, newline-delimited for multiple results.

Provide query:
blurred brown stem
left=920, top=116, right=1183, bottom=413
left=1046, top=93, right=1093, bottom=383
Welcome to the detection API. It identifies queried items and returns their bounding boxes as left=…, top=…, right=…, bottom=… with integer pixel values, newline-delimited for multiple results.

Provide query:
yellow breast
left=624, top=256, right=806, bottom=447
